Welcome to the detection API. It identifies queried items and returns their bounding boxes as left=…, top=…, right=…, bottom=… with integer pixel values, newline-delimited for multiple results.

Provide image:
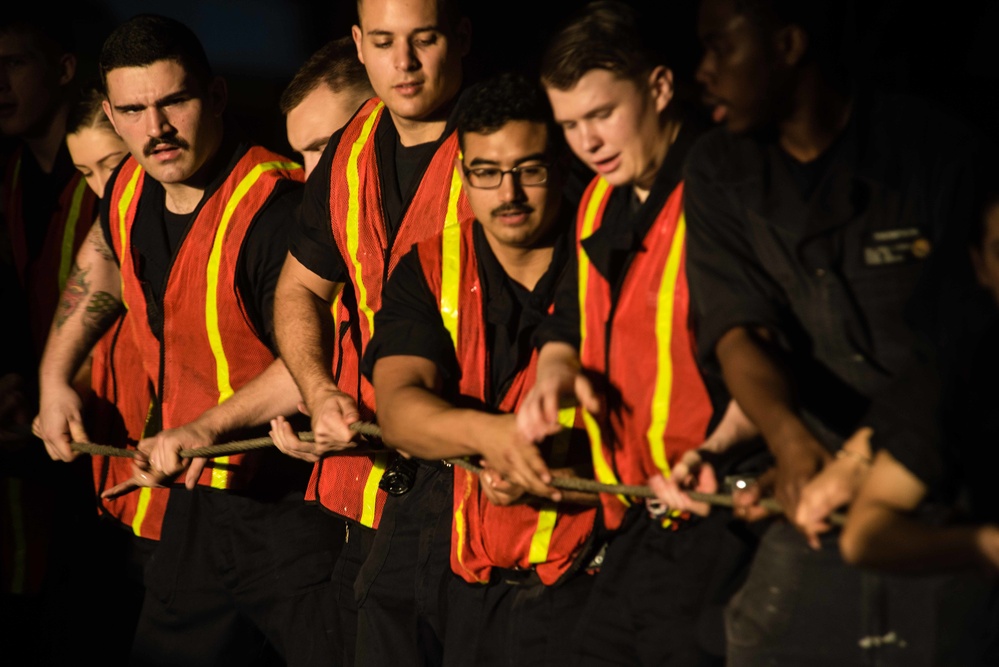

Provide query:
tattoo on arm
left=56, top=262, right=122, bottom=329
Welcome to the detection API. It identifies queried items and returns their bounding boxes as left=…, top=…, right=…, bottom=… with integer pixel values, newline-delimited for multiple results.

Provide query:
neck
left=23, top=106, right=69, bottom=175
left=777, top=71, right=852, bottom=162
left=391, top=113, right=448, bottom=147
left=485, top=233, right=555, bottom=292
left=632, top=117, right=682, bottom=204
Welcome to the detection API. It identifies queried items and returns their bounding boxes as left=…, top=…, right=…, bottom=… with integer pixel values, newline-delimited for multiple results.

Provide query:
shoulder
left=684, top=125, right=765, bottom=189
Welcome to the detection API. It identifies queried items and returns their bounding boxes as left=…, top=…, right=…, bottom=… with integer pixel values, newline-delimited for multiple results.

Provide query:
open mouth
left=592, top=153, right=621, bottom=175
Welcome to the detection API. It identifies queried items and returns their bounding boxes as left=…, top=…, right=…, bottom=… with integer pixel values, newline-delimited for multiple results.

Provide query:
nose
left=578, top=122, right=602, bottom=154
left=695, top=52, right=715, bottom=86
left=145, top=105, right=172, bottom=138
left=497, top=171, right=526, bottom=203
left=393, top=40, right=420, bottom=72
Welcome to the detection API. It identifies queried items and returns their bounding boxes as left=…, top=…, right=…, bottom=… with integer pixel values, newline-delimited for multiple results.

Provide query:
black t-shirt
left=683, top=90, right=990, bottom=452
left=290, top=97, right=462, bottom=286
left=16, top=142, right=79, bottom=260
left=362, top=220, right=572, bottom=409
left=99, top=135, right=302, bottom=351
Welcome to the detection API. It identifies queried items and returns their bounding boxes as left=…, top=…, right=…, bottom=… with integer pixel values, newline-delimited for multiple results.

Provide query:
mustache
left=143, top=135, right=189, bottom=157
left=491, top=203, right=533, bottom=218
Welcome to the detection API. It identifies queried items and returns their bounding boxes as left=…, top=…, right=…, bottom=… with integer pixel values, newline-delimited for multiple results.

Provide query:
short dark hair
left=99, top=14, right=213, bottom=91
left=355, top=0, right=465, bottom=32
left=455, top=71, right=561, bottom=155
left=540, top=0, right=655, bottom=91
left=66, top=87, right=113, bottom=135
left=279, top=37, right=373, bottom=116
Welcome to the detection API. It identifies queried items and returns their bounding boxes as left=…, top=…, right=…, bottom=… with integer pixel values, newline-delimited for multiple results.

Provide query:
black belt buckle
left=379, top=456, right=419, bottom=496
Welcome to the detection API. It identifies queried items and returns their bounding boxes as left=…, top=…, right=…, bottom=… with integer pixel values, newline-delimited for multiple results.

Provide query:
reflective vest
left=87, top=313, right=166, bottom=539
left=107, top=148, right=303, bottom=490
left=416, top=220, right=596, bottom=586
left=576, top=177, right=712, bottom=531
left=308, top=97, right=471, bottom=528
left=2, top=144, right=97, bottom=356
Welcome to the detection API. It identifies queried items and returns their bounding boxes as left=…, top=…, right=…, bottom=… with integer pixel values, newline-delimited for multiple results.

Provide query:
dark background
left=60, top=0, right=999, bottom=158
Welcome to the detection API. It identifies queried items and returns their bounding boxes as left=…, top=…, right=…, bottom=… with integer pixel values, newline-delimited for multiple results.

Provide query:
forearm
left=843, top=501, right=989, bottom=572
left=378, top=383, right=500, bottom=460
left=274, top=260, right=343, bottom=410
left=537, top=341, right=582, bottom=378
left=715, top=327, right=815, bottom=458
left=190, top=358, right=302, bottom=440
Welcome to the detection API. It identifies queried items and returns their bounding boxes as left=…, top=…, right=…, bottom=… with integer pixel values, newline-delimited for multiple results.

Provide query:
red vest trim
left=108, top=148, right=304, bottom=491
left=577, top=176, right=712, bottom=531
left=309, top=97, right=472, bottom=528
left=3, top=145, right=98, bottom=355
left=417, top=220, right=596, bottom=586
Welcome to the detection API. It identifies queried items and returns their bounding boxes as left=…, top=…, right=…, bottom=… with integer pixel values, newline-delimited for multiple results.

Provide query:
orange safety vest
left=576, top=177, right=712, bottom=531
left=108, top=147, right=303, bottom=490
left=87, top=312, right=166, bottom=539
left=308, top=97, right=471, bottom=528
left=416, top=220, right=597, bottom=586
left=2, top=144, right=97, bottom=356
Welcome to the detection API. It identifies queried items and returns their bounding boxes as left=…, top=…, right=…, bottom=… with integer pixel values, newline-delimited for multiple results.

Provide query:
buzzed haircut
left=455, top=71, right=562, bottom=155
left=66, top=87, right=113, bottom=135
left=540, top=0, right=655, bottom=91
left=99, top=14, right=213, bottom=91
left=279, top=36, right=373, bottom=116
left=355, top=0, right=465, bottom=31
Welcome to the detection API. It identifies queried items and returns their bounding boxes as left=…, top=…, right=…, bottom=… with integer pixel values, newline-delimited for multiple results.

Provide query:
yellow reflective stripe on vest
left=58, top=178, right=88, bottom=293
left=117, top=165, right=143, bottom=307
left=205, top=160, right=298, bottom=489
left=527, top=406, right=576, bottom=564
left=577, top=180, right=626, bottom=506
left=131, top=487, right=153, bottom=537
left=440, top=223, right=462, bottom=347
left=359, top=452, right=389, bottom=528
left=346, top=102, right=384, bottom=338
left=130, top=399, right=156, bottom=536
left=453, top=462, right=485, bottom=582
left=646, top=213, right=687, bottom=476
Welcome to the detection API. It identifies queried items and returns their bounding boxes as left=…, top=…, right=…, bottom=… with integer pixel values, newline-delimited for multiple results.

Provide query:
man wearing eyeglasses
left=364, top=71, right=598, bottom=667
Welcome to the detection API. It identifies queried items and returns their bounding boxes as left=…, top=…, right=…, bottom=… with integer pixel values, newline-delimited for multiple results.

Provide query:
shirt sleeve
left=532, top=246, right=580, bottom=350
left=287, top=130, right=347, bottom=284
left=683, top=136, right=789, bottom=370
left=360, top=246, right=459, bottom=382
left=239, top=179, right=302, bottom=352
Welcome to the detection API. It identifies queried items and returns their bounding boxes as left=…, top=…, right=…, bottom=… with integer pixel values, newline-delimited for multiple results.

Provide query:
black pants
left=130, top=487, right=345, bottom=667
left=726, top=520, right=999, bottom=667
left=330, top=518, right=376, bottom=667
left=354, top=461, right=453, bottom=667
left=444, top=568, right=596, bottom=667
left=573, top=505, right=758, bottom=667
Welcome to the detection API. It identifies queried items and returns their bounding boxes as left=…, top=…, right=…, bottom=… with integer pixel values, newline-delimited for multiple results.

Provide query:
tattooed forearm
left=88, top=224, right=115, bottom=262
left=55, top=262, right=122, bottom=329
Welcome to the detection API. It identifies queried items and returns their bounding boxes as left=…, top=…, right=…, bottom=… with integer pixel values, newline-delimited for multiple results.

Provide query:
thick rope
left=69, top=419, right=841, bottom=524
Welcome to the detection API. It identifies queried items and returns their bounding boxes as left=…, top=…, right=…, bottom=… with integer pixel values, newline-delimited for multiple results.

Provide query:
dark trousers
left=354, top=461, right=453, bottom=667
left=725, top=520, right=987, bottom=667
left=130, top=487, right=345, bottom=667
left=443, top=568, right=596, bottom=667
left=573, top=505, right=758, bottom=667
left=331, top=518, right=376, bottom=667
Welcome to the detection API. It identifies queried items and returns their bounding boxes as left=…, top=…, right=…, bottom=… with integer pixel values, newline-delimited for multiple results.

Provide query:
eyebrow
left=112, top=89, right=190, bottom=113
left=366, top=25, right=440, bottom=37
left=466, top=152, right=548, bottom=167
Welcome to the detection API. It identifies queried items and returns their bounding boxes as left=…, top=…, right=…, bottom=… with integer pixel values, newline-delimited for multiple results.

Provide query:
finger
left=101, top=479, right=140, bottom=499
left=184, top=458, right=208, bottom=490
left=575, top=375, right=601, bottom=416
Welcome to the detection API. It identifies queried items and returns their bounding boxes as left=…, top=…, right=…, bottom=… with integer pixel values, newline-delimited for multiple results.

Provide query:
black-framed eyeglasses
left=463, top=164, right=549, bottom=189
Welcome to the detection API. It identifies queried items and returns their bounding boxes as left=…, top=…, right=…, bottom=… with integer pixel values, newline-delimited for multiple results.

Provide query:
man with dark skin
left=685, top=0, right=987, bottom=663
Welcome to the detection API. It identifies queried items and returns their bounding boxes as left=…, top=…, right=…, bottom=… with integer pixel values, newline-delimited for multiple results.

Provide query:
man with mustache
left=366, top=72, right=598, bottom=666
left=269, top=0, right=475, bottom=663
left=34, top=14, right=345, bottom=666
